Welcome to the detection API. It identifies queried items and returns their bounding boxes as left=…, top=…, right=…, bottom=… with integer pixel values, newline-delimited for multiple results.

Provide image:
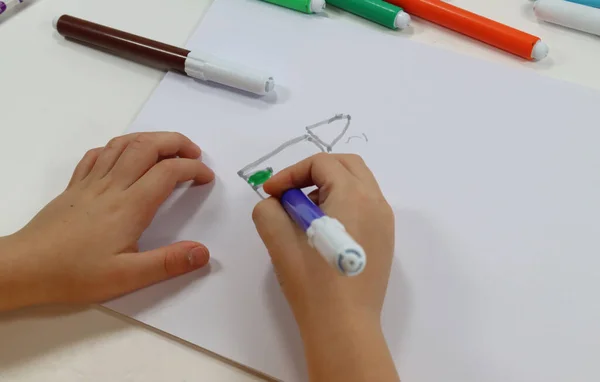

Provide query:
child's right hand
left=253, top=153, right=399, bottom=382
left=252, top=153, right=396, bottom=335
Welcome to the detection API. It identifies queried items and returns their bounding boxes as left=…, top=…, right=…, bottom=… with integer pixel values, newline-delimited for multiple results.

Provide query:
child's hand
left=0, top=132, right=214, bottom=311
left=252, top=153, right=395, bottom=333
left=252, top=153, right=398, bottom=382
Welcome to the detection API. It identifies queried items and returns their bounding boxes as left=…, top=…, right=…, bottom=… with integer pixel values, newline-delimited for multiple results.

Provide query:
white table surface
left=1, top=0, right=599, bottom=380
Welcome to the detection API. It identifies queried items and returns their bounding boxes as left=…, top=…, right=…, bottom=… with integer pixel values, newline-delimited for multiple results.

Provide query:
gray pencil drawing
left=345, top=133, right=369, bottom=143
left=237, top=114, right=364, bottom=198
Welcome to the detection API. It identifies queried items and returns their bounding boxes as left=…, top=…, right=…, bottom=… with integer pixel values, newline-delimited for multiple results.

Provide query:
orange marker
left=385, top=0, right=549, bottom=61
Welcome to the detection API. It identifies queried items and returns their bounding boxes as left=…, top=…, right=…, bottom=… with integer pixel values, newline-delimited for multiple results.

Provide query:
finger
left=68, top=147, right=103, bottom=187
left=252, top=198, right=308, bottom=275
left=107, top=241, right=210, bottom=295
left=87, top=133, right=140, bottom=180
left=129, top=158, right=215, bottom=209
left=110, top=132, right=202, bottom=188
left=263, top=153, right=354, bottom=198
left=307, top=188, right=321, bottom=205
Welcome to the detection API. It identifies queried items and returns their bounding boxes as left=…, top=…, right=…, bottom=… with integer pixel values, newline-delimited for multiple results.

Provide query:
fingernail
left=187, top=246, right=210, bottom=267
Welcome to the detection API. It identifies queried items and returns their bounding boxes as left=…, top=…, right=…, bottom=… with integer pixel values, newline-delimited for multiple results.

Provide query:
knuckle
left=82, top=147, right=101, bottom=160
left=134, top=132, right=154, bottom=143
left=147, top=160, right=180, bottom=185
left=348, top=153, right=366, bottom=165
left=155, top=159, right=177, bottom=176
left=341, top=153, right=366, bottom=167
left=128, top=135, right=156, bottom=152
left=171, top=131, right=187, bottom=141
left=105, top=136, right=125, bottom=149
left=312, top=152, right=330, bottom=162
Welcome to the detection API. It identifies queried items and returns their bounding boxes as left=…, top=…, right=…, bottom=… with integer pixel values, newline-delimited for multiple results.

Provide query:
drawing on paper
left=346, top=133, right=369, bottom=143
left=237, top=114, right=365, bottom=198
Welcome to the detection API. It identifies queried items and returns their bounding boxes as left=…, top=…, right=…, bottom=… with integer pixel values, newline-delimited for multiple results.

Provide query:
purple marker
left=0, top=0, right=24, bottom=16
left=281, top=189, right=367, bottom=276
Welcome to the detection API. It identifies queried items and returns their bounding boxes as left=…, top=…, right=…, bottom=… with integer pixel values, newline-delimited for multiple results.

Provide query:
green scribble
left=247, top=167, right=274, bottom=187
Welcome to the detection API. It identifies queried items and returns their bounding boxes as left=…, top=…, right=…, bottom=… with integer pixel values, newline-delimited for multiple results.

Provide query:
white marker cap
left=531, top=40, right=549, bottom=61
left=394, top=11, right=411, bottom=30
left=310, top=0, right=326, bottom=13
left=307, top=216, right=367, bottom=277
left=185, top=50, right=275, bottom=95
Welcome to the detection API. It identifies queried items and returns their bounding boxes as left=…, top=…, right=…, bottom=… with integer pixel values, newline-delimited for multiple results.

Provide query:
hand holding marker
left=248, top=170, right=366, bottom=276
left=282, top=189, right=367, bottom=276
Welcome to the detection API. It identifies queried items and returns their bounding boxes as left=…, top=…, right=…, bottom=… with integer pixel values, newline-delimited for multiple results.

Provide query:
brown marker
left=53, top=15, right=275, bottom=95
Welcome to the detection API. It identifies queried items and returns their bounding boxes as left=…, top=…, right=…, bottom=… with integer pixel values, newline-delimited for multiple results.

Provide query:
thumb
left=252, top=197, right=309, bottom=276
left=253, top=197, right=297, bottom=253
left=110, top=241, right=210, bottom=295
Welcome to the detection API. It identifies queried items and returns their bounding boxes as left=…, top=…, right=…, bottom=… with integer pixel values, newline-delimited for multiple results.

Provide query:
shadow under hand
left=387, top=209, right=480, bottom=380
left=106, top=259, right=222, bottom=316
left=186, top=78, right=291, bottom=109
left=381, top=255, right=412, bottom=362
left=0, top=306, right=125, bottom=371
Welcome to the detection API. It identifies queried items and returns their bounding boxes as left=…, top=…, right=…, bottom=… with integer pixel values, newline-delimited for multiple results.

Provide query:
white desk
left=1, top=0, right=599, bottom=380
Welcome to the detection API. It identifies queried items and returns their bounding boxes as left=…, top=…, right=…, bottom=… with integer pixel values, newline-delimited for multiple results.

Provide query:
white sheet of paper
left=105, top=0, right=600, bottom=380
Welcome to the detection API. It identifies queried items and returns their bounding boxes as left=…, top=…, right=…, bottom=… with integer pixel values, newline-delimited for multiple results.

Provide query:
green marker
left=259, top=0, right=326, bottom=14
left=327, top=0, right=411, bottom=30
left=248, top=167, right=274, bottom=188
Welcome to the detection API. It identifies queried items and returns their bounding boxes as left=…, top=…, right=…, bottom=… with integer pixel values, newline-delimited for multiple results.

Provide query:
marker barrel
left=328, top=0, right=409, bottom=29
left=259, top=0, right=325, bottom=14
left=280, top=189, right=366, bottom=276
left=385, top=0, right=546, bottom=60
left=281, top=189, right=325, bottom=232
left=565, top=0, right=600, bottom=9
left=54, top=15, right=275, bottom=95
left=55, top=15, right=189, bottom=73
left=534, top=0, right=600, bottom=36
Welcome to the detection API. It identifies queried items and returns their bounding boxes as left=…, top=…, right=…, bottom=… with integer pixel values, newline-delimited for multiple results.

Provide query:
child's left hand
left=0, top=132, right=215, bottom=311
